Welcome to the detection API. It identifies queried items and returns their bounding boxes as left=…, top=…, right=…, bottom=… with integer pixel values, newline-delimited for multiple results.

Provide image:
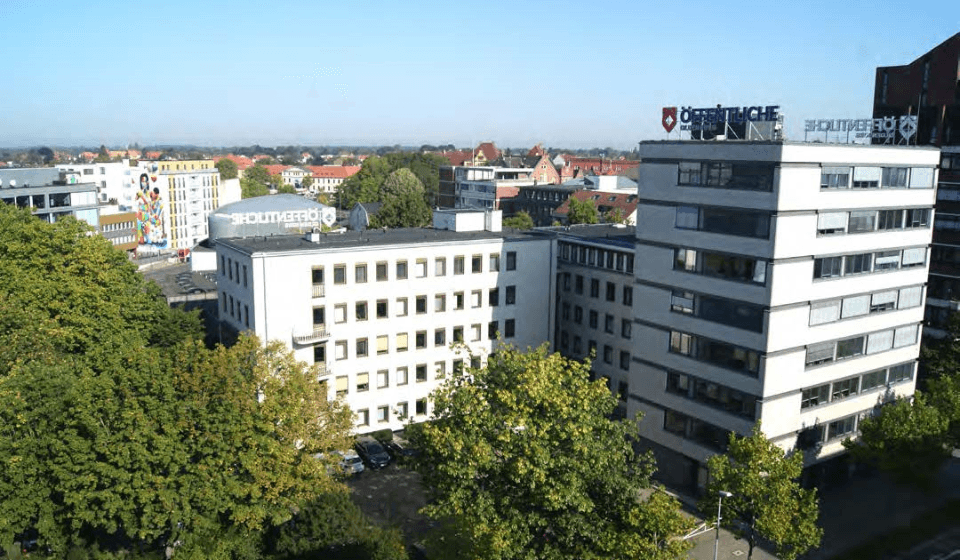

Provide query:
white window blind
left=810, top=300, right=841, bottom=325
left=901, top=248, right=926, bottom=265
left=356, top=372, right=368, bottom=386
left=676, top=206, right=699, bottom=229
left=841, top=295, right=870, bottom=318
left=872, top=291, right=898, bottom=306
left=377, top=335, right=388, bottom=353
left=898, top=286, right=923, bottom=309
left=853, top=167, right=881, bottom=180
left=671, top=293, right=694, bottom=310
left=335, top=376, right=348, bottom=391
left=893, top=325, right=918, bottom=347
left=867, top=330, right=894, bottom=354
left=806, top=342, right=835, bottom=365
left=818, top=212, right=848, bottom=230
left=396, top=333, right=408, bottom=350
left=875, top=252, right=902, bottom=267
left=909, top=167, right=934, bottom=188
left=823, top=166, right=850, bottom=175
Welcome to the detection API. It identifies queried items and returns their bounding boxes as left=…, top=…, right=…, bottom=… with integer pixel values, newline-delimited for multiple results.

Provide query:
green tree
left=277, top=184, right=297, bottom=195
left=567, top=197, right=599, bottom=224
left=410, top=343, right=692, bottom=560
left=241, top=177, right=270, bottom=199
left=215, top=158, right=239, bottom=179
left=503, top=211, right=535, bottom=230
left=603, top=207, right=629, bottom=225
left=301, top=175, right=314, bottom=191
left=245, top=164, right=271, bottom=185
left=94, top=144, right=111, bottom=163
left=700, top=424, right=822, bottom=560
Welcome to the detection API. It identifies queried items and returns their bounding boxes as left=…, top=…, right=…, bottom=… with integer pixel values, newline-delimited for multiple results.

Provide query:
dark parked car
left=385, top=435, right=419, bottom=463
left=355, top=436, right=391, bottom=469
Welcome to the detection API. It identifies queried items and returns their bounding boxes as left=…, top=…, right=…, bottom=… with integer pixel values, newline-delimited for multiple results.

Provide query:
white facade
left=631, top=141, right=940, bottom=480
left=215, top=215, right=554, bottom=433
left=57, top=161, right=144, bottom=211
left=455, top=166, right=535, bottom=209
left=151, top=164, right=222, bottom=250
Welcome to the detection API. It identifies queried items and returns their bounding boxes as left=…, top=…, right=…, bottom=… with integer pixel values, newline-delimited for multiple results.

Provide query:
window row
left=219, top=255, right=248, bottom=288
left=677, top=161, right=775, bottom=192
left=557, top=331, right=631, bottom=370
left=674, top=247, right=767, bottom=285
left=668, top=330, right=761, bottom=377
left=676, top=205, right=770, bottom=239
left=665, top=371, right=758, bottom=420
left=813, top=247, right=927, bottom=279
left=332, top=362, right=463, bottom=396
left=803, top=409, right=879, bottom=444
left=662, top=408, right=730, bottom=452
left=558, top=241, right=635, bottom=274
left=314, top=251, right=518, bottom=285
left=820, top=166, right=934, bottom=190
left=816, top=208, right=931, bottom=235
left=809, top=285, right=923, bottom=326
left=354, top=399, right=429, bottom=427
left=561, top=273, right=633, bottom=306
left=670, top=290, right=765, bottom=333
left=800, top=362, right=914, bottom=409
left=327, top=288, right=517, bottom=323
left=329, top=321, right=516, bottom=361
left=805, top=324, right=919, bottom=368
left=221, top=292, right=250, bottom=328
left=560, top=302, right=632, bottom=339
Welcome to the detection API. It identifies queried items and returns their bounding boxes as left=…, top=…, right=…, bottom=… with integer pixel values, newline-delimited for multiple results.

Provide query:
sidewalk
left=673, top=458, right=960, bottom=560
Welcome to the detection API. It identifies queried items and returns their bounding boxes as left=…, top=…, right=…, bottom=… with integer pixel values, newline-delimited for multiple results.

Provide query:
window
left=878, top=209, right=904, bottom=230
left=589, top=310, right=598, bottom=329
left=675, top=248, right=697, bottom=271
left=623, top=287, right=633, bottom=307
left=901, top=248, right=926, bottom=267
left=572, top=336, right=582, bottom=354
left=882, top=167, right=909, bottom=187
left=356, top=301, right=368, bottom=321
left=861, top=369, right=886, bottom=391
left=619, top=351, right=630, bottom=370
left=377, top=406, right=389, bottom=423
left=416, top=364, right=427, bottom=383
left=676, top=205, right=699, bottom=229
left=590, top=279, right=600, bottom=298
left=906, top=208, right=931, bottom=228
left=335, top=340, right=348, bottom=360
left=574, top=275, right=584, bottom=294
left=471, top=324, right=482, bottom=341
left=453, top=326, right=463, bottom=342
left=313, top=344, right=325, bottom=364
left=471, top=290, right=482, bottom=308
left=827, top=416, right=856, bottom=440
left=416, top=295, right=427, bottom=314
left=809, top=300, right=840, bottom=325
left=396, top=297, right=408, bottom=317
left=356, top=372, right=369, bottom=392
left=357, top=409, right=369, bottom=427
left=312, top=307, right=325, bottom=326
left=416, top=330, right=427, bottom=349
left=801, top=384, right=830, bottom=409
left=454, top=256, right=465, bottom=274
left=435, top=257, right=446, bottom=276
left=376, top=261, right=388, bottom=281
left=889, top=362, right=914, bottom=383
left=847, top=252, right=874, bottom=275
left=603, top=345, right=613, bottom=364
left=621, top=319, right=632, bottom=339
left=396, top=333, right=409, bottom=352
left=356, top=338, right=368, bottom=358
left=670, top=331, right=694, bottom=356
left=434, top=328, right=446, bottom=346
left=334, top=304, right=347, bottom=324
left=489, top=288, right=499, bottom=307
left=488, top=321, right=499, bottom=339
left=506, top=251, right=516, bottom=270
left=852, top=166, right=881, bottom=188
left=870, top=291, right=897, bottom=313
left=355, top=264, right=367, bottom=283
left=396, top=402, right=408, bottom=420
left=435, top=294, right=446, bottom=312
left=832, top=377, right=859, bottom=400
left=805, top=341, right=835, bottom=366
left=699, top=208, right=770, bottom=238
left=604, top=314, right=614, bottom=333
left=506, top=286, right=516, bottom=305
left=606, top=282, right=616, bottom=302
left=874, top=251, right=901, bottom=271
left=574, top=306, right=583, bottom=324
left=562, top=273, right=571, bottom=291
left=396, top=260, right=408, bottom=279
left=416, top=399, right=428, bottom=416
left=835, top=336, right=865, bottom=360
left=471, top=254, right=482, bottom=273
left=489, top=254, right=500, bottom=271
left=397, top=367, right=408, bottom=385
left=671, top=290, right=694, bottom=314
left=847, top=211, right=877, bottom=233
left=504, top=319, right=515, bottom=338
left=814, top=257, right=843, bottom=279
left=453, top=359, right=464, bottom=374
left=334, top=264, right=346, bottom=284
left=416, top=259, right=427, bottom=278
left=377, top=370, right=389, bottom=389
left=376, top=299, right=388, bottom=318
left=335, top=376, right=349, bottom=397
left=893, top=324, right=918, bottom=348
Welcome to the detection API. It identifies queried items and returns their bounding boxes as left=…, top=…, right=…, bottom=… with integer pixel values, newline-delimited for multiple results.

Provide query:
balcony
left=316, top=364, right=331, bottom=378
left=293, top=326, right=329, bottom=345
left=312, top=284, right=325, bottom=298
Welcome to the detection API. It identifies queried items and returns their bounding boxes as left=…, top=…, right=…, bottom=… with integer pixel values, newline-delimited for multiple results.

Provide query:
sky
left=1, top=0, right=957, bottom=149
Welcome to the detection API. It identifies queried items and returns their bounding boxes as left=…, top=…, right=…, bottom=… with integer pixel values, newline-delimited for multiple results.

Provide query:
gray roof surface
left=358, top=202, right=382, bottom=214
left=0, top=167, right=64, bottom=188
left=535, top=224, right=637, bottom=249
left=213, top=194, right=331, bottom=215
left=560, top=175, right=637, bottom=189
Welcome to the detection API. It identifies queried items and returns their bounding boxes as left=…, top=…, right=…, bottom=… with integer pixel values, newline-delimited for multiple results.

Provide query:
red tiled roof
left=305, top=165, right=361, bottom=179
left=475, top=142, right=500, bottom=161
left=253, top=154, right=272, bottom=161
left=261, top=164, right=289, bottom=176
left=554, top=190, right=638, bottom=218
left=145, top=151, right=162, bottom=159
left=495, top=186, right=520, bottom=199
left=441, top=150, right=474, bottom=166
left=527, top=144, right=545, bottom=157
left=214, top=154, right=255, bottom=170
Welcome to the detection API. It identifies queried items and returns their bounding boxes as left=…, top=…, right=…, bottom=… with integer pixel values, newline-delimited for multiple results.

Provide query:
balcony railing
left=312, top=284, right=325, bottom=298
left=315, top=364, right=331, bottom=378
left=293, top=326, right=329, bottom=345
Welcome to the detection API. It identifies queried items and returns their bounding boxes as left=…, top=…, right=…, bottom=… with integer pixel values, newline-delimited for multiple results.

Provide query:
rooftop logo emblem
left=662, top=107, right=678, bottom=133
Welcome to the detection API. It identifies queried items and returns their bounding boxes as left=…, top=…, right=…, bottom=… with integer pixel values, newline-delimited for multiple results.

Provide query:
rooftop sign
left=803, top=115, right=917, bottom=144
left=662, top=105, right=780, bottom=133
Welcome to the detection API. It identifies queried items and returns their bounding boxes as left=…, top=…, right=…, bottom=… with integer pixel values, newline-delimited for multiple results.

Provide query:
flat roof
left=537, top=224, right=636, bottom=249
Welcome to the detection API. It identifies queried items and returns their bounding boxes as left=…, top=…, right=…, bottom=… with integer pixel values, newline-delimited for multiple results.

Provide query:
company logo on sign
left=803, top=115, right=918, bottom=144
left=230, top=208, right=336, bottom=227
left=662, top=107, right=678, bottom=133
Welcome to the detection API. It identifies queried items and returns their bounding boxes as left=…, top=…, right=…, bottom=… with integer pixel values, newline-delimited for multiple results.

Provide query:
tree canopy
left=503, top=211, right=534, bottom=230
left=699, top=424, right=822, bottom=560
left=567, top=198, right=599, bottom=225
left=370, top=169, right=432, bottom=228
left=215, top=158, right=239, bottom=179
left=409, top=343, right=692, bottom=560
left=337, top=153, right=447, bottom=219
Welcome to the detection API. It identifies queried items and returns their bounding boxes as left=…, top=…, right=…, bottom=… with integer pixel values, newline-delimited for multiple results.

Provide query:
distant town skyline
left=2, top=0, right=957, bottom=149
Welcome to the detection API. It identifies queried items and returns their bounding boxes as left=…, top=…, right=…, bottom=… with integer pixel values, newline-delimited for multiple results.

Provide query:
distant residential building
left=57, top=161, right=143, bottom=210
left=559, top=157, right=639, bottom=182
left=98, top=211, right=138, bottom=252
left=554, top=190, right=638, bottom=225
left=308, top=166, right=361, bottom=195
left=514, top=184, right=580, bottom=226
left=453, top=166, right=534, bottom=212
left=213, top=155, right=255, bottom=178
left=0, top=168, right=99, bottom=227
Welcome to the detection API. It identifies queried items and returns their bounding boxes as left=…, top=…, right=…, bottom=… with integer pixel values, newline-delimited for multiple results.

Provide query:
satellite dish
left=9, top=180, right=15, bottom=187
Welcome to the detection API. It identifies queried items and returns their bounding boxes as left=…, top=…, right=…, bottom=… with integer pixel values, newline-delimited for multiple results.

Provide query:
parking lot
left=345, top=463, right=433, bottom=541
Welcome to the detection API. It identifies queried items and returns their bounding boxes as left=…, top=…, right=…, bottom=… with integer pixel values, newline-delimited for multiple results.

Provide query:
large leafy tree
left=503, top=211, right=534, bottom=230
left=700, top=424, right=822, bottom=560
left=567, top=197, right=599, bottom=225
left=338, top=153, right=447, bottom=218
left=215, top=158, right=239, bottom=179
left=410, top=343, right=692, bottom=560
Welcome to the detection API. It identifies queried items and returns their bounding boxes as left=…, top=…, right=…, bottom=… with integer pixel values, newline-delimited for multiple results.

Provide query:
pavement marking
left=732, top=550, right=744, bottom=556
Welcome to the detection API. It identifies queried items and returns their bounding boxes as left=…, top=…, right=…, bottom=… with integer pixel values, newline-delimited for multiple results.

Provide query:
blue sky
left=1, top=0, right=957, bottom=149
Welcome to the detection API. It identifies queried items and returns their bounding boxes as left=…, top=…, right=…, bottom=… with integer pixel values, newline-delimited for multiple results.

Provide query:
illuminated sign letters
left=661, top=105, right=781, bottom=133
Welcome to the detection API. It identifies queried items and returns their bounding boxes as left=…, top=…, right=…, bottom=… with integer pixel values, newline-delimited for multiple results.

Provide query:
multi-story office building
left=57, top=161, right=143, bottom=209
left=631, top=140, right=939, bottom=489
left=215, top=210, right=554, bottom=432
left=452, top=166, right=535, bottom=211
left=140, top=160, right=222, bottom=251
left=0, top=168, right=99, bottom=227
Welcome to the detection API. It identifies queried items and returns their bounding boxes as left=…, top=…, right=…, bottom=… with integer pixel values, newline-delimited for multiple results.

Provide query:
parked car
left=339, top=450, right=366, bottom=475
left=355, top=436, right=391, bottom=469
left=385, top=435, right=419, bottom=463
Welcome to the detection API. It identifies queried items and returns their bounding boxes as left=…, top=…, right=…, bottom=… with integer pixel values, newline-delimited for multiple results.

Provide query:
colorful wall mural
left=135, top=169, right=168, bottom=249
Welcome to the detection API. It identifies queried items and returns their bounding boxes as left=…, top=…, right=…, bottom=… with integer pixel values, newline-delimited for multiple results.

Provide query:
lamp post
left=714, top=490, right=733, bottom=560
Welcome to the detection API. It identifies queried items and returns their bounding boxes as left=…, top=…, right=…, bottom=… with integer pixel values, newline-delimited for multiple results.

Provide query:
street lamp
left=714, top=490, right=733, bottom=560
